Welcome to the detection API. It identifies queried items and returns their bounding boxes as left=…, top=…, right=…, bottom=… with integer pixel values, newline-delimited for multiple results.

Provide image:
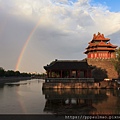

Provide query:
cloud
left=108, top=30, right=120, bottom=45
left=0, top=0, right=120, bottom=72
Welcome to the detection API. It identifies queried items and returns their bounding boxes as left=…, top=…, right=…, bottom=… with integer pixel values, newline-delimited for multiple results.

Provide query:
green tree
left=21, top=72, right=31, bottom=77
left=0, top=67, right=5, bottom=77
left=5, top=70, right=15, bottom=77
left=113, top=47, right=120, bottom=78
left=15, top=71, right=20, bottom=76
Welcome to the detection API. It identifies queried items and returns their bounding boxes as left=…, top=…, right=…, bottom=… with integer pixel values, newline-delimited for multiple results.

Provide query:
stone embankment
left=0, top=77, right=31, bottom=84
left=42, top=81, right=119, bottom=89
left=87, top=59, right=118, bottom=79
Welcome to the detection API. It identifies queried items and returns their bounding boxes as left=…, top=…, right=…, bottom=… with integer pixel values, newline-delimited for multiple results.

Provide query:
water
left=0, top=79, right=120, bottom=115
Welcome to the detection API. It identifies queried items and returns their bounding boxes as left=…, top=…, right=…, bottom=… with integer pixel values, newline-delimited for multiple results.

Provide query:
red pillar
left=84, top=70, right=85, bottom=78
left=70, top=70, right=72, bottom=78
left=86, top=70, right=87, bottom=78
left=77, top=70, right=80, bottom=78
left=54, top=71, right=56, bottom=78
left=60, top=70, right=62, bottom=78
left=59, top=71, right=61, bottom=78
left=79, top=71, right=80, bottom=78
left=88, top=53, right=90, bottom=58
left=97, top=52, right=98, bottom=58
left=88, top=54, right=90, bottom=58
left=86, top=70, right=88, bottom=78
left=69, top=70, right=71, bottom=78
left=50, top=70, right=52, bottom=78
left=89, top=70, right=92, bottom=78
left=47, top=71, right=49, bottom=78
left=76, top=70, right=77, bottom=78
left=107, top=52, right=109, bottom=59
left=87, top=70, right=90, bottom=78
left=108, top=52, right=110, bottom=58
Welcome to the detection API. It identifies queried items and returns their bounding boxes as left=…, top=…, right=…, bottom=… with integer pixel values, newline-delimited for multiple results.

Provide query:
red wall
left=87, top=52, right=116, bottom=59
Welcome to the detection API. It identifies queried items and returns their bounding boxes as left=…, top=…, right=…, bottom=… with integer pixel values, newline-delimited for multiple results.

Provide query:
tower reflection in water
left=42, top=89, right=110, bottom=115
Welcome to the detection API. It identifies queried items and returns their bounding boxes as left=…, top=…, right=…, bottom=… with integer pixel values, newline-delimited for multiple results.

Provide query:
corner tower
left=86, top=32, right=118, bottom=80
left=84, top=32, right=117, bottom=59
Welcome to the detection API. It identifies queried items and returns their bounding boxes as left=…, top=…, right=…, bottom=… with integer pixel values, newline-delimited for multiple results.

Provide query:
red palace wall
left=88, top=52, right=115, bottom=59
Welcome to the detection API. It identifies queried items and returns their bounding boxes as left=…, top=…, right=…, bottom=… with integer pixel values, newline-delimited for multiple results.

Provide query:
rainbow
left=15, top=19, right=41, bottom=71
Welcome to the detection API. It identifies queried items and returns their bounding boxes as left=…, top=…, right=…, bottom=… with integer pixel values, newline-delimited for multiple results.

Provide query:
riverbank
left=0, top=77, right=32, bottom=84
left=42, top=80, right=119, bottom=89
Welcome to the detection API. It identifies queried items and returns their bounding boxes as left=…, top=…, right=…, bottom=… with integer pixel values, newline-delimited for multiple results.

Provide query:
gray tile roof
left=44, top=60, right=93, bottom=70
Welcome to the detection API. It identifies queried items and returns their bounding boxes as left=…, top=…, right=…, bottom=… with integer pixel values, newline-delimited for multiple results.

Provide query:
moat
left=0, top=79, right=120, bottom=115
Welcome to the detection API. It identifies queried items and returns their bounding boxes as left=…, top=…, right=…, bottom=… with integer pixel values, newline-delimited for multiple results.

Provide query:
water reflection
left=0, top=79, right=45, bottom=114
left=42, top=89, right=120, bottom=115
left=5, top=82, right=28, bottom=87
left=0, top=84, right=4, bottom=89
left=0, top=79, right=119, bottom=114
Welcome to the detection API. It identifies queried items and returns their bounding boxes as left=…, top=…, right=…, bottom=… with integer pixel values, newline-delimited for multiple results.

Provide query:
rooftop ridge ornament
left=93, top=32, right=109, bottom=40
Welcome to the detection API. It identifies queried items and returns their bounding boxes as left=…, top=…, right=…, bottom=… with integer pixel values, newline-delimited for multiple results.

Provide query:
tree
left=15, top=71, right=20, bottom=76
left=92, top=67, right=108, bottom=81
left=113, top=47, right=120, bottom=78
left=5, top=70, right=15, bottom=77
left=0, top=67, right=5, bottom=77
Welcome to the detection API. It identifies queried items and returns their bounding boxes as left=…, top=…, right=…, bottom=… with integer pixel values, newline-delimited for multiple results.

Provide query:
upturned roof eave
left=44, top=60, right=92, bottom=70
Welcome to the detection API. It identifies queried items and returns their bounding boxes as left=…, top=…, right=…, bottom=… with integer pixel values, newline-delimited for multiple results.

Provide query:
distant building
left=84, top=32, right=117, bottom=59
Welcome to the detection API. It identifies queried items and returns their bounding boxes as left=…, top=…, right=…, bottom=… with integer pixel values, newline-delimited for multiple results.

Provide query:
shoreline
left=42, top=80, right=119, bottom=89
left=0, top=77, right=32, bottom=84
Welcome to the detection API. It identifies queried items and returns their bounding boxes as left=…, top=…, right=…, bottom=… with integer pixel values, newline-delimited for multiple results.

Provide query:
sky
left=0, top=0, right=120, bottom=73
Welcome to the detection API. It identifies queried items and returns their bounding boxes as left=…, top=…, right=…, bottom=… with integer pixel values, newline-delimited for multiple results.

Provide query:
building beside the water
left=43, top=32, right=118, bottom=89
left=44, top=60, right=94, bottom=83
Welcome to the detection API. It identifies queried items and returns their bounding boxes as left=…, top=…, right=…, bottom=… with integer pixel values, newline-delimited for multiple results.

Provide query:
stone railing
left=45, top=78, right=94, bottom=83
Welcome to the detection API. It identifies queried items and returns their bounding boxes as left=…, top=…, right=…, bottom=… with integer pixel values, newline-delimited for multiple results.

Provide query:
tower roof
left=92, top=32, right=110, bottom=41
left=86, top=41, right=117, bottom=49
left=84, top=32, right=118, bottom=56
